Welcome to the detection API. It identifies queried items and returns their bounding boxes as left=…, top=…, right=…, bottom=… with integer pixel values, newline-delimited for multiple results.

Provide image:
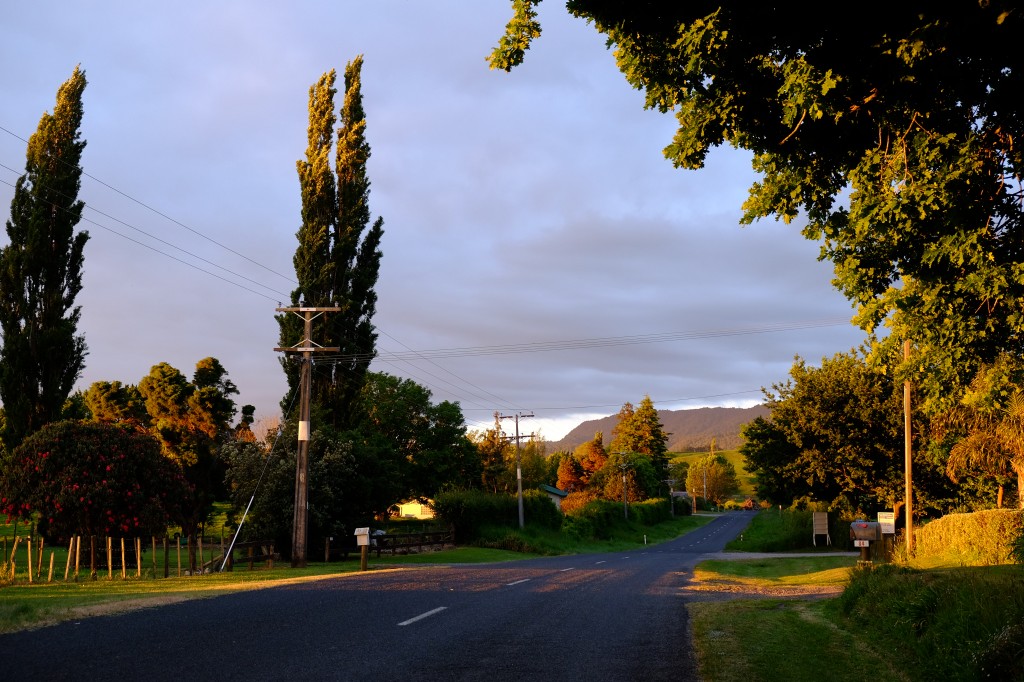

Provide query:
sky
left=0, top=2, right=866, bottom=440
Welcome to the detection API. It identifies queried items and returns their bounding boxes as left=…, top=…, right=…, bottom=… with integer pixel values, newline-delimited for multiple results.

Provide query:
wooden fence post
left=176, top=537, right=181, bottom=577
left=151, top=537, right=157, bottom=578
left=74, top=535, right=81, bottom=582
left=63, top=538, right=73, bottom=581
left=106, top=536, right=113, bottom=580
left=26, top=535, right=33, bottom=583
left=120, top=538, right=126, bottom=580
left=36, top=537, right=43, bottom=576
left=163, top=536, right=169, bottom=579
left=47, top=551, right=54, bottom=582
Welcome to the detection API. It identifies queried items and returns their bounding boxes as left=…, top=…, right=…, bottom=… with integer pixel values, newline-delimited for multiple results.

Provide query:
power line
left=0, top=124, right=297, bottom=285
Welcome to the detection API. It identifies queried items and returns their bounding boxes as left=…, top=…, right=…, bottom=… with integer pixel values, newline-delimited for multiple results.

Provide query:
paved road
left=3, top=511, right=757, bottom=681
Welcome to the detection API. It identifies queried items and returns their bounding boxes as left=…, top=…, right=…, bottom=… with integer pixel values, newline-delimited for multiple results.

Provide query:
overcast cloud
left=0, top=2, right=865, bottom=439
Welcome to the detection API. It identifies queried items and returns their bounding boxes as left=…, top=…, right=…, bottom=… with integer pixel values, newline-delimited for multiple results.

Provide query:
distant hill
left=548, top=405, right=769, bottom=453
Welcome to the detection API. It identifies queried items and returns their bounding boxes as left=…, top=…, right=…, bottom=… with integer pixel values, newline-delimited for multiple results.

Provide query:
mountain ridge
left=547, top=405, right=768, bottom=453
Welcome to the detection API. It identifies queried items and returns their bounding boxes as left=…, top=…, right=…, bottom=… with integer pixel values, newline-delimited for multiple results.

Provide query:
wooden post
left=136, top=538, right=142, bottom=578
left=176, top=537, right=181, bottom=577
left=120, top=538, right=126, bottom=580
left=47, top=551, right=54, bottom=582
left=163, top=537, right=169, bottom=579
left=360, top=545, right=368, bottom=572
left=63, top=537, right=73, bottom=581
left=904, top=338, right=914, bottom=555
left=26, top=534, right=33, bottom=583
left=36, top=538, right=44, bottom=576
left=247, top=545, right=254, bottom=571
left=106, top=537, right=113, bottom=580
left=89, top=535, right=97, bottom=580
left=325, top=536, right=331, bottom=564
left=151, top=537, right=157, bottom=578
left=74, top=536, right=81, bottom=582
left=198, top=534, right=204, bottom=574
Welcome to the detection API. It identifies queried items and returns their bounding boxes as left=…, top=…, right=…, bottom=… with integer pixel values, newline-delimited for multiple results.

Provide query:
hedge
left=914, top=509, right=1024, bottom=565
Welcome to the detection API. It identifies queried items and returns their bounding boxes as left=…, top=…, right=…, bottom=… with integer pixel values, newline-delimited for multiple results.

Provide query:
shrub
left=432, top=489, right=561, bottom=543
left=914, top=509, right=1024, bottom=565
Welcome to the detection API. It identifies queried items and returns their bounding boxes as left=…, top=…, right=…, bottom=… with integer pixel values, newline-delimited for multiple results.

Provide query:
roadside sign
left=877, top=512, right=896, bottom=535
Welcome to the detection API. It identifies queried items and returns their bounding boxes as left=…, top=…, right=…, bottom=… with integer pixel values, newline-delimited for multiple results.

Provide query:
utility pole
left=904, top=338, right=914, bottom=555
left=613, top=452, right=632, bottom=519
left=497, top=411, right=533, bottom=529
left=275, top=306, right=339, bottom=568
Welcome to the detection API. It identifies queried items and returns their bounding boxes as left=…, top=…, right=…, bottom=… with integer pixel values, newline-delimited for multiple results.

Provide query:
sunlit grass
left=695, top=556, right=856, bottom=588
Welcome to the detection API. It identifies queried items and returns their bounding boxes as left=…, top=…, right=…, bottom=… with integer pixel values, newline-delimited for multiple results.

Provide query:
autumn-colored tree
left=574, top=432, right=607, bottom=484
left=556, top=455, right=585, bottom=493
left=609, top=396, right=669, bottom=477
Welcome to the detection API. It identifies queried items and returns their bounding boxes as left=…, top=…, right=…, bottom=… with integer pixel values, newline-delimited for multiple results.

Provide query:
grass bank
left=689, top=509, right=1024, bottom=681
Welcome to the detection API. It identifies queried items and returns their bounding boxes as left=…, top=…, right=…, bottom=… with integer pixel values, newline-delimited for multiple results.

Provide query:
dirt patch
left=683, top=551, right=855, bottom=603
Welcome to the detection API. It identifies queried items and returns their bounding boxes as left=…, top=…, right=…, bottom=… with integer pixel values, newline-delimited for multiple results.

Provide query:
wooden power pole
left=497, top=411, right=534, bottom=529
left=904, top=338, right=914, bottom=555
left=275, top=306, right=339, bottom=568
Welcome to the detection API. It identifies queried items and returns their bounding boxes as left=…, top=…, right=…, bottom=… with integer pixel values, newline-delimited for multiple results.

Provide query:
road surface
left=3, top=511, right=757, bottom=681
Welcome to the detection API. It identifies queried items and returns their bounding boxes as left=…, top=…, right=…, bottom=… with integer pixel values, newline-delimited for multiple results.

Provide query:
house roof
left=539, top=484, right=568, bottom=498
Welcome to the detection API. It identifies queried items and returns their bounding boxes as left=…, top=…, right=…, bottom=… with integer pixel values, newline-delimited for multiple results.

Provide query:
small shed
left=539, top=484, right=568, bottom=510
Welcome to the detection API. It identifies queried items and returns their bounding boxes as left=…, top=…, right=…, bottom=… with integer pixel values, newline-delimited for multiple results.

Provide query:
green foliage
left=0, top=421, right=187, bottom=539
left=432, top=489, right=561, bottom=543
left=685, top=453, right=740, bottom=505
left=487, top=0, right=541, bottom=72
left=494, top=3, right=1024, bottom=414
left=359, top=372, right=480, bottom=499
left=279, top=56, right=383, bottom=431
left=914, top=509, right=1024, bottom=566
left=0, top=67, right=89, bottom=452
left=836, top=564, right=1024, bottom=681
left=137, top=359, right=237, bottom=571
left=740, top=351, right=960, bottom=514
left=725, top=509, right=853, bottom=552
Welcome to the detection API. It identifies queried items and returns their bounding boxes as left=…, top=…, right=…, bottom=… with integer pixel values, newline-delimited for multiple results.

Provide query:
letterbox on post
left=354, top=527, right=370, bottom=572
left=850, top=520, right=881, bottom=563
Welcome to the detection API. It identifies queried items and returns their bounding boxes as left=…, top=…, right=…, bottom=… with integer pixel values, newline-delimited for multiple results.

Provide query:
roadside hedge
left=914, top=509, right=1024, bottom=565
left=432, top=489, right=562, bottom=542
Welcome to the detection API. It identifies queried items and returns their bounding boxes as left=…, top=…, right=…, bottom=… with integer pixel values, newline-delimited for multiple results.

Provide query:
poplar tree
left=0, top=67, right=89, bottom=451
left=279, top=56, right=383, bottom=430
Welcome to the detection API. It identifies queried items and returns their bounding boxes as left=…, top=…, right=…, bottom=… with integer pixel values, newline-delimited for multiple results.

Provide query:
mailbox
left=850, top=520, right=881, bottom=562
left=850, top=520, right=881, bottom=543
left=354, top=527, right=370, bottom=547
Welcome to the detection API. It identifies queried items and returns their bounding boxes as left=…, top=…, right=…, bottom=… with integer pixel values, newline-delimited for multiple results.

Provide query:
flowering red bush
left=0, top=420, right=189, bottom=539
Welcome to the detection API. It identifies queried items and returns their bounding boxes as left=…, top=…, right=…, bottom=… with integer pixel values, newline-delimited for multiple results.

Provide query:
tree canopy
left=279, top=56, right=384, bottom=430
left=491, top=2, right=1024, bottom=412
left=0, top=420, right=187, bottom=539
left=0, top=67, right=90, bottom=451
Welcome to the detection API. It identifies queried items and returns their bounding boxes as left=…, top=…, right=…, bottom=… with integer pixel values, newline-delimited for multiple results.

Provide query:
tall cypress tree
left=278, top=56, right=383, bottom=430
left=0, top=67, right=89, bottom=452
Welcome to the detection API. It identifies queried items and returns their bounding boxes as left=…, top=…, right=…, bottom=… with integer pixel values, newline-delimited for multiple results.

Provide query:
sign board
left=854, top=539, right=870, bottom=548
left=877, top=512, right=896, bottom=535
